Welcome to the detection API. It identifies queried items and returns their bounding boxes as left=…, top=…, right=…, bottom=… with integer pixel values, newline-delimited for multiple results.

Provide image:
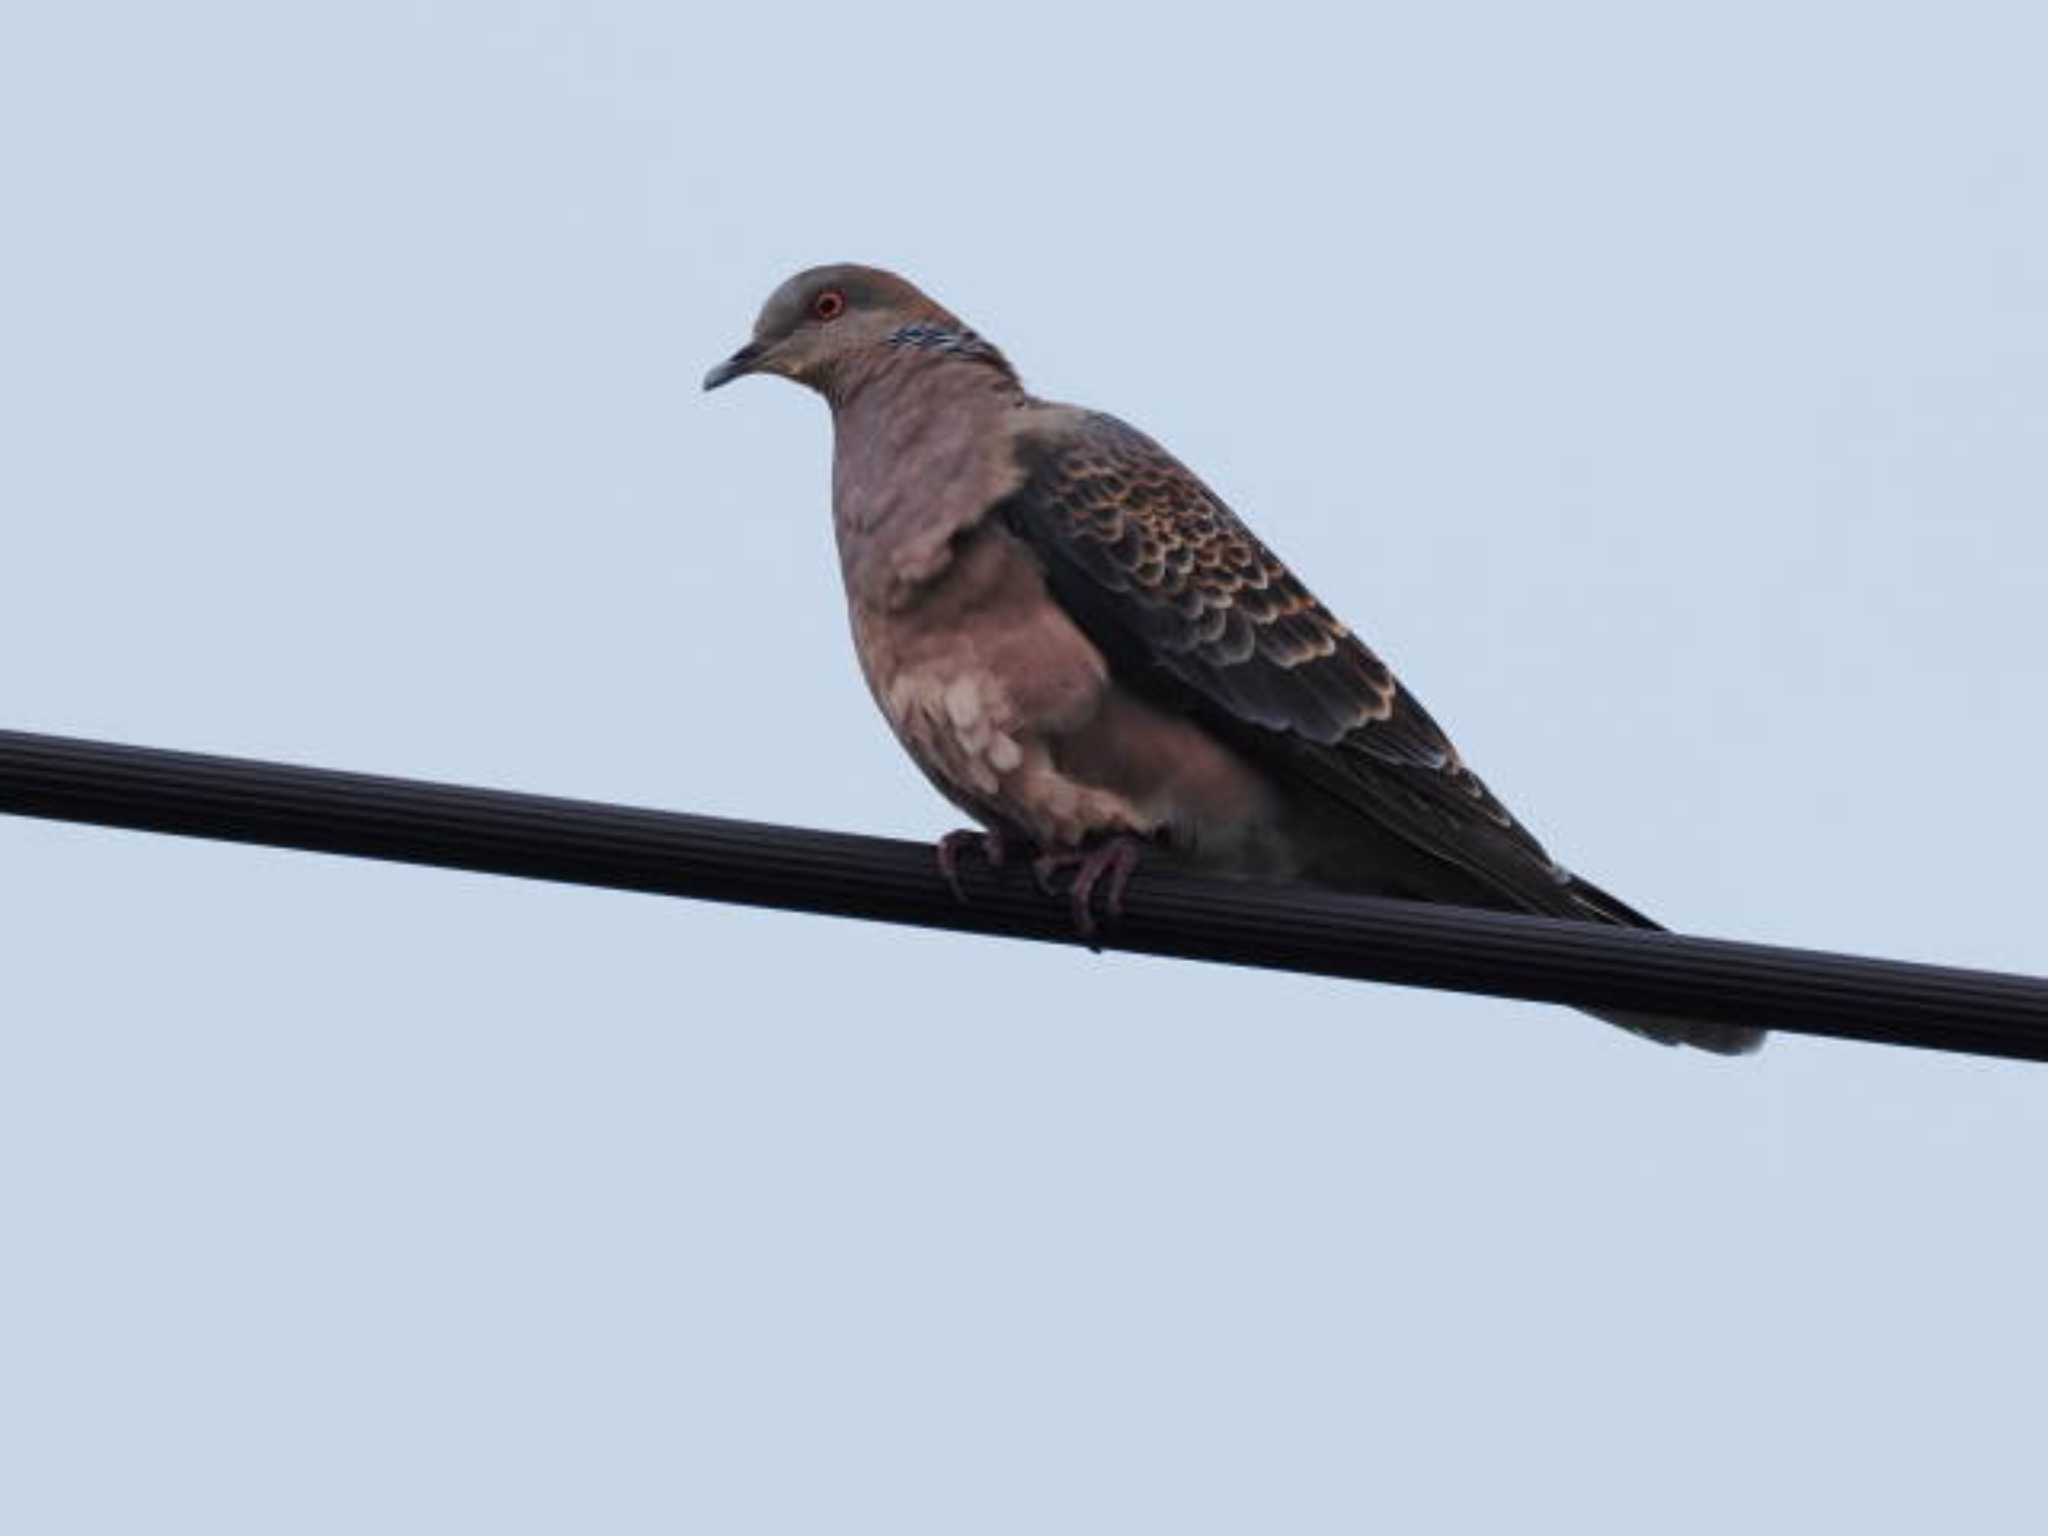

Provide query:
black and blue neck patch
left=886, top=323, right=1010, bottom=370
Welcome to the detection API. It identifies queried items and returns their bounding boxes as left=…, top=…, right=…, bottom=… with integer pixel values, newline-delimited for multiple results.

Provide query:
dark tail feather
left=1562, top=874, right=1769, bottom=1056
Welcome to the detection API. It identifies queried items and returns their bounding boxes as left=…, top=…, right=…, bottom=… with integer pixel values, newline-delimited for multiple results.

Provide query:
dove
left=705, top=264, right=1763, bottom=1054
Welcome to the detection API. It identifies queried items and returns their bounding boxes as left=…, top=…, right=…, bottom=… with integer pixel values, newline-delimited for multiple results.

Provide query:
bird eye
left=811, top=289, right=847, bottom=322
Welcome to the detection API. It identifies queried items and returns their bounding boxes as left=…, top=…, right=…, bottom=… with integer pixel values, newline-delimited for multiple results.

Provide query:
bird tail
left=1562, top=874, right=1768, bottom=1056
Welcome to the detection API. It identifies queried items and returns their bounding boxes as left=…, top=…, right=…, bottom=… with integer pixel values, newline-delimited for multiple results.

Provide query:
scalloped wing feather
left=997, top=409, right=1612, bottom=921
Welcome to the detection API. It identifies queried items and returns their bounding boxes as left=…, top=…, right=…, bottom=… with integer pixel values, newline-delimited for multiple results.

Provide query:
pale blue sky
left=3, top=3, right=2045, bottom=1531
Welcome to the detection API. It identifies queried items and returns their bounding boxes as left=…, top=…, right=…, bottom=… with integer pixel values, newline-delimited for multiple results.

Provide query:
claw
left=1032, top=835, right=1146, bottom=945
left=936, top=827, right=1008, bottom=902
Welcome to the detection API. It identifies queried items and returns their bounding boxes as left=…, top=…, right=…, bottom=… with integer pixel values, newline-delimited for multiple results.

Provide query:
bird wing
left=997, top=408, right=1632, bottom=923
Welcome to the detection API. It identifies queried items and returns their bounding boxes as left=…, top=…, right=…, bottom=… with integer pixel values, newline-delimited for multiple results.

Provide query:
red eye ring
left=811, top=289, right=847, bottom=322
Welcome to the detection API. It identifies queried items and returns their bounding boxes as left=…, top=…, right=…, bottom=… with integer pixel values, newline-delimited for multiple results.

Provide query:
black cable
left=2, top=728, right=2042, bottom=1061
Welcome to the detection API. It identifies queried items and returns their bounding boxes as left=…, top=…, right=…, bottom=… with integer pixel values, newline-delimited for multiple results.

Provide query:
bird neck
left=823, top=325, right=1021, bottom=414
left=827, top=349, right=1031, bottom=612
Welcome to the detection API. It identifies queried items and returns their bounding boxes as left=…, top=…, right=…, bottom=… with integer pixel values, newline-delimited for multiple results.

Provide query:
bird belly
left=857, top=613, right=1148, bottom=849
left=1052, top=681, right=1305, bottom=879
left=852, top=580, right=1299, bottom=875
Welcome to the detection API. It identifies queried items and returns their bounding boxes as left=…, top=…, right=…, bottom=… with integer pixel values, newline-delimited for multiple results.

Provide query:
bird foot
left=936, top=827, right=1009, bottom=902
left=1032, top=835, right=1146, bottom=945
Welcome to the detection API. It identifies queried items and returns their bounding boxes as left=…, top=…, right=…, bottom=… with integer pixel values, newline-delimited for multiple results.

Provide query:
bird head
left=702, top=264, right=992, bottom=398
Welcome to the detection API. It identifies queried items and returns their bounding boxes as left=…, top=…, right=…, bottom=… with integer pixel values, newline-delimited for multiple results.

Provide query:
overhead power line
left=2, top=728, right=2043, bottom=1061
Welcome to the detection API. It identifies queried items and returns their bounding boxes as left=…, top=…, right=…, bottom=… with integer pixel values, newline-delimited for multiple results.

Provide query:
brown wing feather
left=998, top=409, right=1611, bottom=920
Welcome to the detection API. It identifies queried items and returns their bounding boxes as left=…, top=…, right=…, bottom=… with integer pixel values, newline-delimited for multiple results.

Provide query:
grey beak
left=702, top=341, right=766, bottom=392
